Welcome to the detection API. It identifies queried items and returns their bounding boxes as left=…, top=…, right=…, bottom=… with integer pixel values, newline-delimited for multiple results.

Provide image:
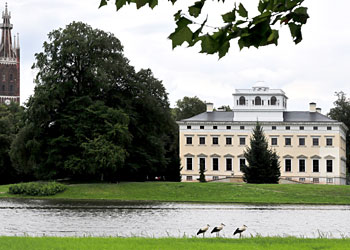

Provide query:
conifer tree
left=242, top=123, right=280, bottom=183
left=199, top=164, right=206, bottom=182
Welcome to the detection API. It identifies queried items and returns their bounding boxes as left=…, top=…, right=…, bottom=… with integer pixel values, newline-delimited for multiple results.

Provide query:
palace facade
left=177, top=87, right=348, bottom=185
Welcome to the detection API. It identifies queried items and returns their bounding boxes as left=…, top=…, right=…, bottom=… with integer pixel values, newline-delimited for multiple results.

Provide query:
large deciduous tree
left=0, top=103, right=24, bottom=184
left=328, top=91, right=350, bottom=173
left=173, top=96, right=206, bottom=121
left=10, top=22, right=180, bottom=182
left=99, top=0, right=309, bottom=58
left=242, top=123, right=280, bottom=183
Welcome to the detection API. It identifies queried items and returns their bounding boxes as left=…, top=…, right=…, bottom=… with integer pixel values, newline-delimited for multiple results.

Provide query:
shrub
left=8, top=182, right=67, bottom=196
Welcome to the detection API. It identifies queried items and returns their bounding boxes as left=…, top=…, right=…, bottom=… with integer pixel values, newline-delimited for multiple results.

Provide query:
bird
left=211, top=223, right=225, bottom=237
left=197, top=224, right=210, bottom=238
left=233, top=225, right=248, bottom=238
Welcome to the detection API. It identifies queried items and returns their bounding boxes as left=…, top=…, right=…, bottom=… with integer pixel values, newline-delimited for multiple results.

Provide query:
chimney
left=309, top=102, right=316, bottom=112
left=316, top=108, right=322, bottom=113
left=206, top=102, right=213, bottom=112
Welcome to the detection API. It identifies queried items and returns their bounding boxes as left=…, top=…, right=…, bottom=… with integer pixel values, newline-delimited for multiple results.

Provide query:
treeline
left=0, top=22, right=181, bottom=184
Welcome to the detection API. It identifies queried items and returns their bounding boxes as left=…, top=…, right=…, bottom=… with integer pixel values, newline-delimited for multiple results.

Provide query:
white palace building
left=177, top=87, right=348, bottom=185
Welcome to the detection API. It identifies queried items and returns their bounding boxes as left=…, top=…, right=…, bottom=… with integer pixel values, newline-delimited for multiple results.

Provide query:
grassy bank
left=0, top=237, right=349, bottom=250
left=1, top=182, right=350, bottom=204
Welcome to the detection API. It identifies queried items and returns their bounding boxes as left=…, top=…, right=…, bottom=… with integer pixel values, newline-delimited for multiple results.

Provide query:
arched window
left=239, top=96, right=246, bottom=105
left=9, top=74, right=13, bottom=81
left=270, top=96, right=277, bottom=105
left=255, top=96, right=262, bottom=105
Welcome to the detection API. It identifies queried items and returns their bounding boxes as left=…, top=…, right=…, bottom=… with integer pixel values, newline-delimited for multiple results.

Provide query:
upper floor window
left=199, top=137, right=206, bottom=145
left=212, top=137, right=219, bottom=145
left=255, top=96, right=262, bottom=105
left=1, top=85, right=4, bottom=91
left=299, top=137, right=305, bottom=146
left=226, top=126, right=231, bottom=130
left=9, top=85, right=13, bottom=92
left=271, top=138, right=278, bottom=146
left=239, top=96, right=246, bottom=105
left=187, top=125, right=191, bottom=129
left=272, top=126, right=276, bottom=130
left=313, top=126, right=318, bottom=130
left=286, top=126, right=290, bottom=130
left=239, top=137, right=246, bottom=145
left=186, top=137, right=192, bottom=145
left=200, top=125, right=204, bottom=129
left=2, top=74, right=5, bottom=81
left=299, top=126, right=304, bottom=130
left=226, top=137, right=232, bottom=145
left=326, top=138, right=333, bottom=146
left=240, top=126, right=245, bottom=130
left=213, top=126, right=217, bottom=129
left=285, top=137, right=291, bottom=146
left=327, top=126, right=332, bottom=130
left=312, top=138, right=319, bottom=146
left=9, top=74, right=13, bottom=80
left=270, top=96, right=277, bottom=105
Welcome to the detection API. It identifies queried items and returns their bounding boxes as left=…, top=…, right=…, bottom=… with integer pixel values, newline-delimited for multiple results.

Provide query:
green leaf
left=218, top=41, right=230, bottom=59
left=188, top=0, right=205, bottom=18
left=292, top=7, right=309, bottom=24
left=200, top=35, right=218, bottom=54
left=149, top=0, right=158, bottom=9
left=99, top=0, right=108, bottom=8
left=288, top=23, right=302, bottom=44
left=168, top=17, right=193, bottom=48
left=222, top=10, right=236, bottom=23
left=134, top=0, right=149, bottom=9
left=237, top=3, right=248, bottom=18
left=258, top=0, right=268, bottom=13
left=115, top=0, right=127, bottom=10
left=267, top=29, right=279, bottom=45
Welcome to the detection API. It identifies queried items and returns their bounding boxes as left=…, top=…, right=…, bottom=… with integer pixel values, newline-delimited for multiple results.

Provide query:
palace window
left=200, top=125, right=204, bottom=129
left=226, top=158, right=232, bottom=171
left=226, top=137, right=232, bottom=145
left=239, top=137, right=246, bottom=145
left=239, top=96, right=246, bottom=105
left=239, top=158, right=246, bottom=171
left=186, top=176, right=192, bottom=181
left=240, top=126, right=245, bottom=130
left=255, top=96, right=262, bottom=105
left=285, top=159, right=292, bottom=172
left=186, top=137, right=192, bottom=145
left=187, top=125, right=191, bottom=129
left=299, top=159, right=305, bottom=172
left=313, top=159, right=319, bottom=172
left=285, top=137, right=291, bottom=146
left=212, top=137, right=219, bottom=145
left=313, top=126, right=318, bottom=130
left=327, top=126, right=332, bottom=130
left=212, top=158, right=219, bottom=171
left=270, top=96, right=277, bottom=105
left=286, top=126, right=290, bottom=130
left=327, top=178, right=333, bottom=184
left=271, top=137, right=278, bottom=146
left=312, top=138, right=319, bottom=146
left=9, top=85, right=13, bottom=92
left=326, top=138, right=333, bottom=146
left=299, top=137, right=305, bottom=146
left=299, top=178, right=305, bottom=182
left=300, top=126, right=304, bottom=130
left=9, top=74, right=13, bottom=80
left=326, top=160, right=333, bottom=172
left=313, top=178, right=319, bottom=183
left=1, top=85, right=4, bottom=91
left=186, top=158, right=193, bottom=171
left=272, top=126, right=276, bottom=130
left=212, top=176, right=219, bottom=180
left=213, top=126, right=217, bottom=129
left=226, top=126, right=231, bottom=130
left=199, top=137, right=206, bottom=145
left=199, top=158, right=206, bottom=171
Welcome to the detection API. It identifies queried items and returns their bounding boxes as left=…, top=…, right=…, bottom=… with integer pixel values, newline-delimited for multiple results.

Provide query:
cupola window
left=270, top=96, right=277, bottom=105
left=255, top=96, right=262, bottom=105
left=239, top=96, right=246, bottom=105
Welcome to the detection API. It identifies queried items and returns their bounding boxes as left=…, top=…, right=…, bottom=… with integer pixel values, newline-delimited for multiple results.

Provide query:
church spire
left=0, top=2, right=15, bottom=59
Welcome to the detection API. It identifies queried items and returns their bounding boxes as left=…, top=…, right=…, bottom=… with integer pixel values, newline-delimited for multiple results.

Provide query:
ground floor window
left=212, top=158, right=219, bottom=171
left=199, top=158, right=206, bottom=171
left=313, top=159, right=319, bottom=172
left=213, top=176, right=219, bottom=180
left=285, top=159, right=291, bottom=172
left=239, top=158, right=245, bottom=172
left=186, top=158, right=193, bottom=171
left=313, top=178, right=319, bottom=183
left=226, top=158, right=232, bottom=171
left=186, top=176, right=192, bottom=181
left=299, top=159, right=305, bottom=172
left=326, top=160, right=333, bottom=172
left=299, top=178, right=305, bottom=182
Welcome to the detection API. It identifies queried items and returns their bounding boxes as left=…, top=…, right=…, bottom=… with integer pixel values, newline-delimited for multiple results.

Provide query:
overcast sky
left=6, top=0, right=350, bottom=113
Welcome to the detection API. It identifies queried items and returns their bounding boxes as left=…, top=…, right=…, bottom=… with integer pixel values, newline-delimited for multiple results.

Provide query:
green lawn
left=1, top=182, right=350, bottom=204
left=0, top=237, right=349, bottom=250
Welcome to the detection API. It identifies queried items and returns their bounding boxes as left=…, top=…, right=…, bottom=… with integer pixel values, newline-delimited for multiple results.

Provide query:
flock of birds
left=197, top=223, right=247, bottom=238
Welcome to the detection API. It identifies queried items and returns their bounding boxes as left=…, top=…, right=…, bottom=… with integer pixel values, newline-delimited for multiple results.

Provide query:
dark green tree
left=242, top=123, right=280, bottom=183
left=10, top=22, right=181, bottom=182
left=99, top=0, right=309, bottom=58
left=198, top=165, right=206, bottom=182
left=173, top=96, right=206, bottom=121
left=328, top=91, right=350, bottom=173
left=0, top=102, right=24, bottom=184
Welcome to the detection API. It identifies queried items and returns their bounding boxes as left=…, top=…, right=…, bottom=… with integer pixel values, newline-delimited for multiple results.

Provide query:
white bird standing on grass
left=197, top=224, right=210, bottom=238
left=233, top=225, right=248, bottom=238
left=211, top=223, right=225, bottom=237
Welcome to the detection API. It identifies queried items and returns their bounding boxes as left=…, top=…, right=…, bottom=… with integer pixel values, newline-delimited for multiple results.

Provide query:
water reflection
left=0, top=198, right=349, bottom=238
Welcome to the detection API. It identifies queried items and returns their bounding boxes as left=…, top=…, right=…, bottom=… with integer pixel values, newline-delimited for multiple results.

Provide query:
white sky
left=6, top=0, right=350, bottom=113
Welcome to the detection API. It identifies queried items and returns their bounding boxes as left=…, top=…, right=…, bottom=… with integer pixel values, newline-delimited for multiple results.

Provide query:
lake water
left=0, top=198, right=349, bottom=238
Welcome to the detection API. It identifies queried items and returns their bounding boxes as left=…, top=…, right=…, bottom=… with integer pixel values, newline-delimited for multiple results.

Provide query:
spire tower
left=0, top=3, right=20, bottom=104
